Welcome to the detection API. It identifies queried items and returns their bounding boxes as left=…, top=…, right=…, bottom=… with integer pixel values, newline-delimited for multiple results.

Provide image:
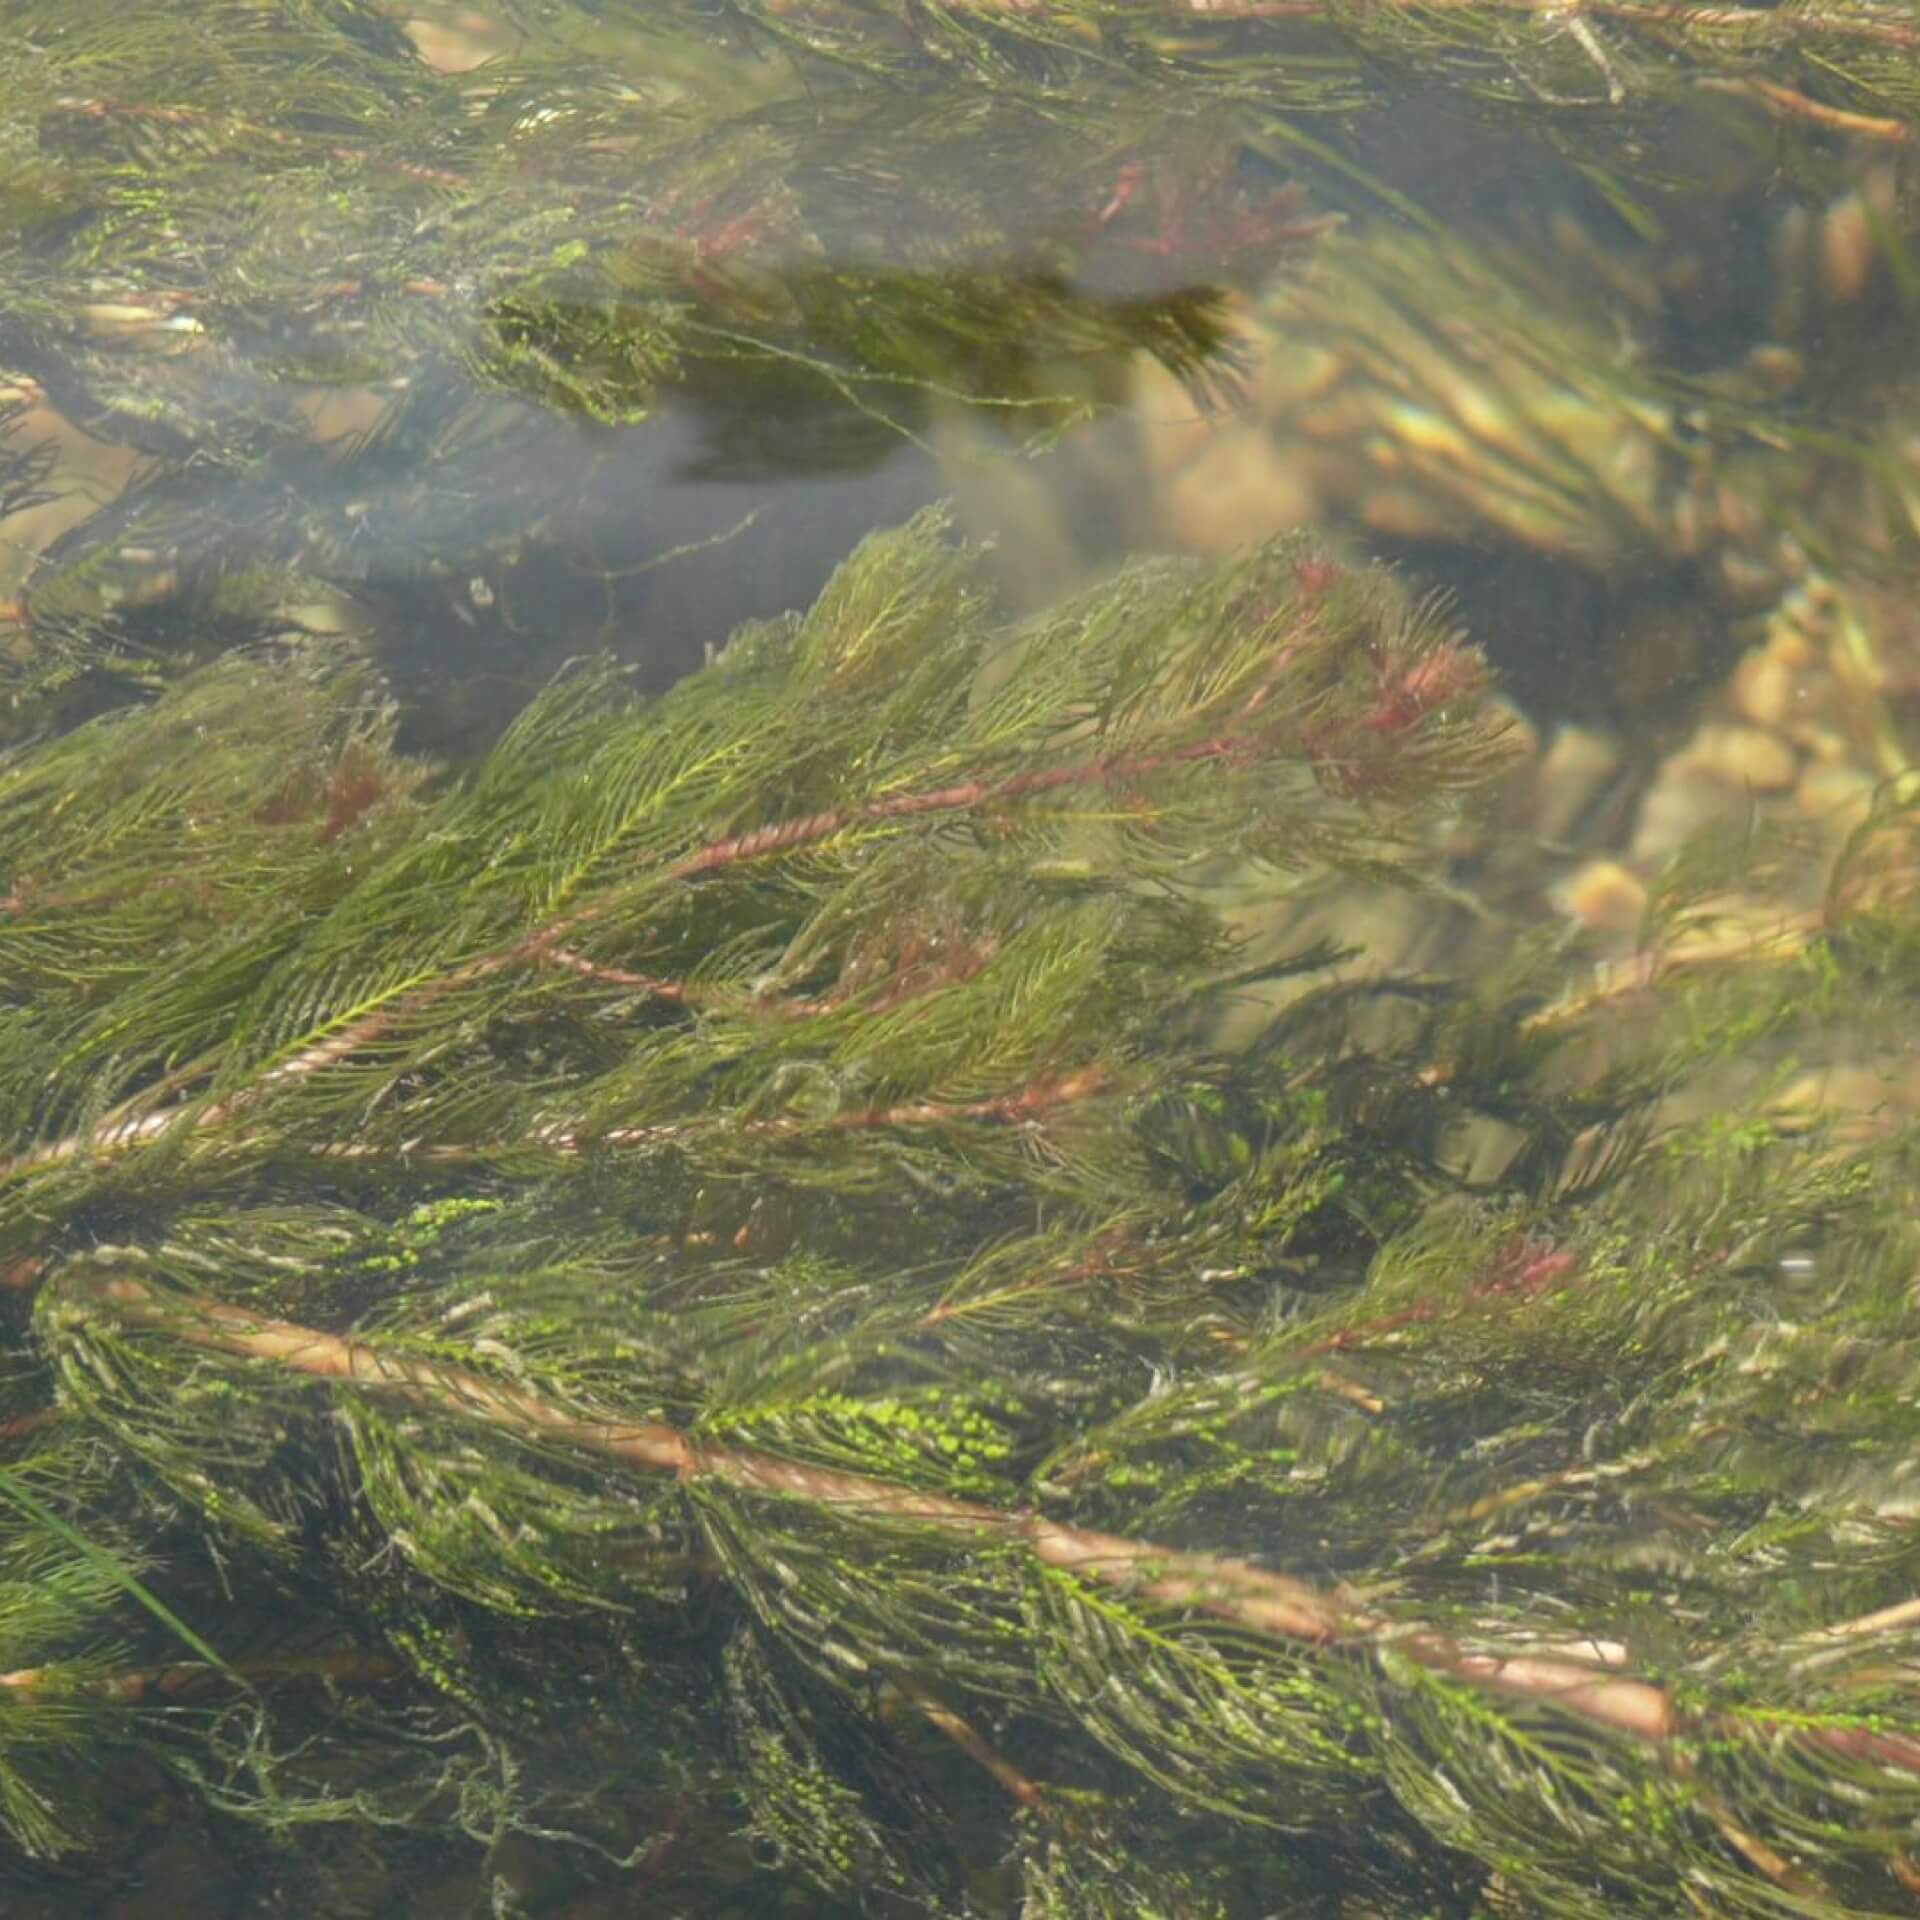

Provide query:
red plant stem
left=56, top=1266, right=1920, bottom=1790
left=0, top=1407, right=60, bottom=1445
left=922, top=1226, right=1145, bottom=1328
left=885, top=1673, right=1048, bottom=1811
left=1299, top=1238, right=1578, bottom=1358
left=539, top=946, right=691, bottom=1000
left=298, top=1063, right=1110, bottom=1164
left=669, top=736, right=1238, bottom=881
left=58, top=1269, right=1684, bottom=1753
left=0, top=908, right=588, bottom=1182
left=538, top=938, right=990, bottom=1018
left=1699, top=75, right=1917, bottom=145
left=0, top=1060, right=1108, bottom=1205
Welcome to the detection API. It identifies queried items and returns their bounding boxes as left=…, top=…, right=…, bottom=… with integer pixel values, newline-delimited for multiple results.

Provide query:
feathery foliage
left=2, top=504, right=1920, bottom=1911
left=9, top=1, right=1920, bottom=1915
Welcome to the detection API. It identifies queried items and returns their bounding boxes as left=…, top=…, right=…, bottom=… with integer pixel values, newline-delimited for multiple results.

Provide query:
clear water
left=6, top=3, right=1920, bottom=1913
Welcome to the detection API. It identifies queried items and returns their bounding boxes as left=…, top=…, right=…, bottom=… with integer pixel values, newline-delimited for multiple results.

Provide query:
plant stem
left=0, top=721, right=1249, bottom=1187
left=60, top=1267, right=1687, bottom=1750
left=0, top=1647, right=403, bottom=1703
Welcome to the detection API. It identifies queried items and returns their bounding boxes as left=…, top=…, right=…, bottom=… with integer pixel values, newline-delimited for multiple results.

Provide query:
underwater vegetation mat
left=19, top=1, right=1920, bottom=1913
left=6, top=509, right=1920, bottom=1913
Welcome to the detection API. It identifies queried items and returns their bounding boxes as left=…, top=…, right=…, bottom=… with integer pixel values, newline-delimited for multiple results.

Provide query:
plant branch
left=57, top=1268, right=1719, bottom=1757
left=0, top=1647, right=404, bottom=1704
left=0, top=720, right=1262, bottom=1187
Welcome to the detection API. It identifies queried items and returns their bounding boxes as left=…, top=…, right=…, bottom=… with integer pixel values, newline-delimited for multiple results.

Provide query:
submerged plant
left=0, top=502, right=1919, bottom=1913
left=10, top=2, right=1920, bottom=1915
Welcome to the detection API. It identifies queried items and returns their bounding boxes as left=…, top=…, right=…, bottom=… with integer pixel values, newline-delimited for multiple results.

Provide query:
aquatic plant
left=4, top=499, right=1920, bottom=1911
left=10, top=3, right=1920, bottom=1915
